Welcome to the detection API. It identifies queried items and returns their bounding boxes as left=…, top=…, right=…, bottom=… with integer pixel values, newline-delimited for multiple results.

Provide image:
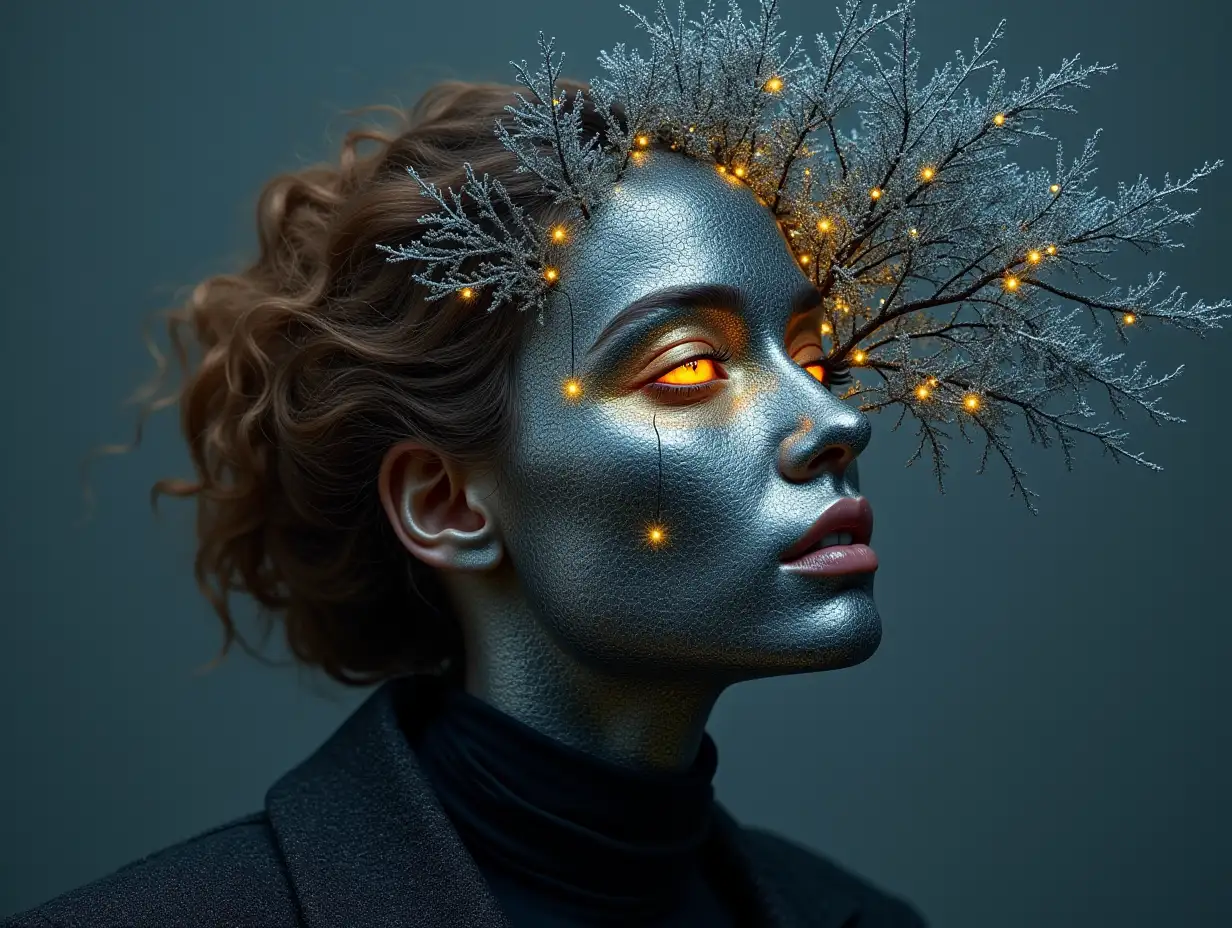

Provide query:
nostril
left=810, top=444, right=849, bottom=472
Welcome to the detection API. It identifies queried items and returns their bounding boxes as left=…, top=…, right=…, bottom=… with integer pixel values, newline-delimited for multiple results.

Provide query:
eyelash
left=644, top=345, right=734, bottom=397
left=826, top=364, right=853, bottom=387
left=798, top=345, right=852, bottom=388
left=643, top=347, right=852, bottom=398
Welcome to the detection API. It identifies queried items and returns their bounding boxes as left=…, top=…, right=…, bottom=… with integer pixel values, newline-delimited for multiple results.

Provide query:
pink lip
left=780, top=496, right=878, bottom=577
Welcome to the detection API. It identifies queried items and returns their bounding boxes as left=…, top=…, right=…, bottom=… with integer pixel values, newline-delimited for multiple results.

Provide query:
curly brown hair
left=137, top=80, right=611, bottom=685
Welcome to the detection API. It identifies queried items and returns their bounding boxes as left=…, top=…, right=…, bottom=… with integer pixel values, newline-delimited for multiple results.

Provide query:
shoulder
left=3, top=813, right=297, bottom=928
left=739, top=825, right=928, bottom=927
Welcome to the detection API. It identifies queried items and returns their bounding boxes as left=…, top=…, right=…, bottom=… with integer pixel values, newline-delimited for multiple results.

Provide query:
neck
left=450, top=580, right=726, bottom=772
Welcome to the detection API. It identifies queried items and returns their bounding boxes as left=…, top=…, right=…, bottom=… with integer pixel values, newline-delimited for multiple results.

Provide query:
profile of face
left=482, top=152, right=879, bottom=684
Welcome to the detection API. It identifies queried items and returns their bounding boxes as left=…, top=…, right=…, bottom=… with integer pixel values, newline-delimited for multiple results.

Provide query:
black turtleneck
left=408, top=685, right=739, bottom=927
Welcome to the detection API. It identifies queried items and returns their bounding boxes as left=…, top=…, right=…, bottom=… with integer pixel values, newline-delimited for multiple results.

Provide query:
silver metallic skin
left=440, top=153, right=879, bottom=771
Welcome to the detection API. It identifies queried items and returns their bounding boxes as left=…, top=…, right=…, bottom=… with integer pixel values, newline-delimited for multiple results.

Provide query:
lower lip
left=781, top=543, right=878, bottom=576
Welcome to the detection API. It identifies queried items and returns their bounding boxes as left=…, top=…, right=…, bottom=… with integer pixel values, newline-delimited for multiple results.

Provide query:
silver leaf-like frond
left=376, top=163, right=555, bottom=315
left=498, top=33, right=617, bottom=218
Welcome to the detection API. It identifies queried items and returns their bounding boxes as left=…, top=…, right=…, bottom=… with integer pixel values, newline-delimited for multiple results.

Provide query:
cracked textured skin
left=4, top=156, right=926, bottom=927
left=453, top=152, right=881, bottom=769
left=4, top=680, right=926, bottom=927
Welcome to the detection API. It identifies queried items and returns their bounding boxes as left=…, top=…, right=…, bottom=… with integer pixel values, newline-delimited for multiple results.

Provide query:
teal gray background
left=1, top=0, right=1228, bottom=924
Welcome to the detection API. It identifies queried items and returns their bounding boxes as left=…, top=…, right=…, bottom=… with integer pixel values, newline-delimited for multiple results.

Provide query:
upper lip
left=780, top=496, right=874, bottom=562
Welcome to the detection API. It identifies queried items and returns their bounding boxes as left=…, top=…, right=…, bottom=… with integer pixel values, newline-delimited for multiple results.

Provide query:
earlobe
left=378, top=442, right=504, bottom=572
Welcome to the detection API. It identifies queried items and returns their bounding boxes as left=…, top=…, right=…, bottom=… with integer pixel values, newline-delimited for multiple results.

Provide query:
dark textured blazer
left=5, top=679, right=927, bottom=928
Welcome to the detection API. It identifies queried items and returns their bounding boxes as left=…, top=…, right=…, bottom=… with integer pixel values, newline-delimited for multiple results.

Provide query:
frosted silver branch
left=376, top=164, right=554, bottom=315
left=377, top=0, right=1226, bottom=504
left=497, top=33, right=616, bottom=218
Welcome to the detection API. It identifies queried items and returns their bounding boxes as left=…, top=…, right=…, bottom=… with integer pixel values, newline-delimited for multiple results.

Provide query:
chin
left=749, top=582, right=883, bottom=677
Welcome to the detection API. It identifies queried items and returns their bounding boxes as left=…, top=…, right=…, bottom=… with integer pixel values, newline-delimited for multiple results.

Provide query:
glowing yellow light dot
left=688, top=125, right=696, bottom=133
left=1046, top=244, right=1058, bottom=255
left=544, top=267, right=560, bottom=283
left=716, top=165, right=727, bottom=174
left=870, top=187, right=883, bottom=200
left=803, top=168, right=811, bottom=176
left=817, top=218, right=832, bottom=233
left=927, top=376, right=938, bottom=387
left=909, top=227, right=920, bottom=238
left=1003, top=275, right=1020, bottom=291
left=459, top=287, right=475, bottom=300
left=646, top=524, right=668, bottom=546
left=764, top=76, right=784, bottom=93
left=562, top=377, right=583, bottom=400
left=852, top=349, right=867, bottom=365
left=1050, top=183, right=1061, bottom=194
left=915, top=384, right=931, bottom=400
left=733, top=165, right=746, bottom=177
left=1123, top=312, right=1137, bottom=325
left=993, top=112, right=1007, bottom=126
left=920, top=166, right=936, bottom=182
left=551, top=225, right=567, bottom=243
left=820, top=321, right=833, bottom=334
left=552, top=98, right=560, bottom=106
left=799, top=253, right=811, bottom=265
left=1027, top=250, right=1042, bottom=264
left=963, top=393, right=981, bottom=411
left=636, top=134, right=650, bottom=148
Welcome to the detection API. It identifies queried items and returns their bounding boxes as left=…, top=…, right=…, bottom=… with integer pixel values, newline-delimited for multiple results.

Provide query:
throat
left=408, top=682, right=722, bottom=917
left=456, top=595, right=725, bottom=772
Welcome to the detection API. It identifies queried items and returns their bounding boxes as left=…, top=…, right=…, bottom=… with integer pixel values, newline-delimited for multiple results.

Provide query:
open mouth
left=780, top=496, right=878, bottom=576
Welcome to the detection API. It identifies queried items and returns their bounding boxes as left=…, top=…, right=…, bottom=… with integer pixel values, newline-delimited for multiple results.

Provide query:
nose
left=777, top=396, right=872, bottom=484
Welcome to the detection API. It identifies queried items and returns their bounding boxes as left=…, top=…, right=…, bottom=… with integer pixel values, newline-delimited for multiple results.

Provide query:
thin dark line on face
left=652, top=411, right=663, bottom=523
left=561, top=288, right=577, bottom=377
left=586, top=281, right=824, bottom=359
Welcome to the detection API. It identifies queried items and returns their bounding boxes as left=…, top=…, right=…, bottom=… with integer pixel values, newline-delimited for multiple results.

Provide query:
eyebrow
left=586, top=282, right=823, bottom=357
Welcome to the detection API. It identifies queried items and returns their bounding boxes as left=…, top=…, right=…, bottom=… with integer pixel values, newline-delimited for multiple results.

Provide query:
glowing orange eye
left=656, top=357, right=721, bottom=386
left=803, top=363, right=827, bottom=384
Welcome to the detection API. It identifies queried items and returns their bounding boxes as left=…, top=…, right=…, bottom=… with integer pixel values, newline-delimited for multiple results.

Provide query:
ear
left=378, top=441, right=504, bottom=572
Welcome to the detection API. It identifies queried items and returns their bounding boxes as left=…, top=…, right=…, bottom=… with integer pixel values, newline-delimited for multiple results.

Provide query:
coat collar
left=265, top=677, right=860, bottom=928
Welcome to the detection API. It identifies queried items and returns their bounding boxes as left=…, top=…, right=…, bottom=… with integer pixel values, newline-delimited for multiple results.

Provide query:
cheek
left=494, top=392, right=785, bottom=667
left=501, top=407, right=663, bottom=557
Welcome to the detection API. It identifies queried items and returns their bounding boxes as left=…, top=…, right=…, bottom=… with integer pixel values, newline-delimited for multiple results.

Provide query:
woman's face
left=491, top=152, right=880, bottom=681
